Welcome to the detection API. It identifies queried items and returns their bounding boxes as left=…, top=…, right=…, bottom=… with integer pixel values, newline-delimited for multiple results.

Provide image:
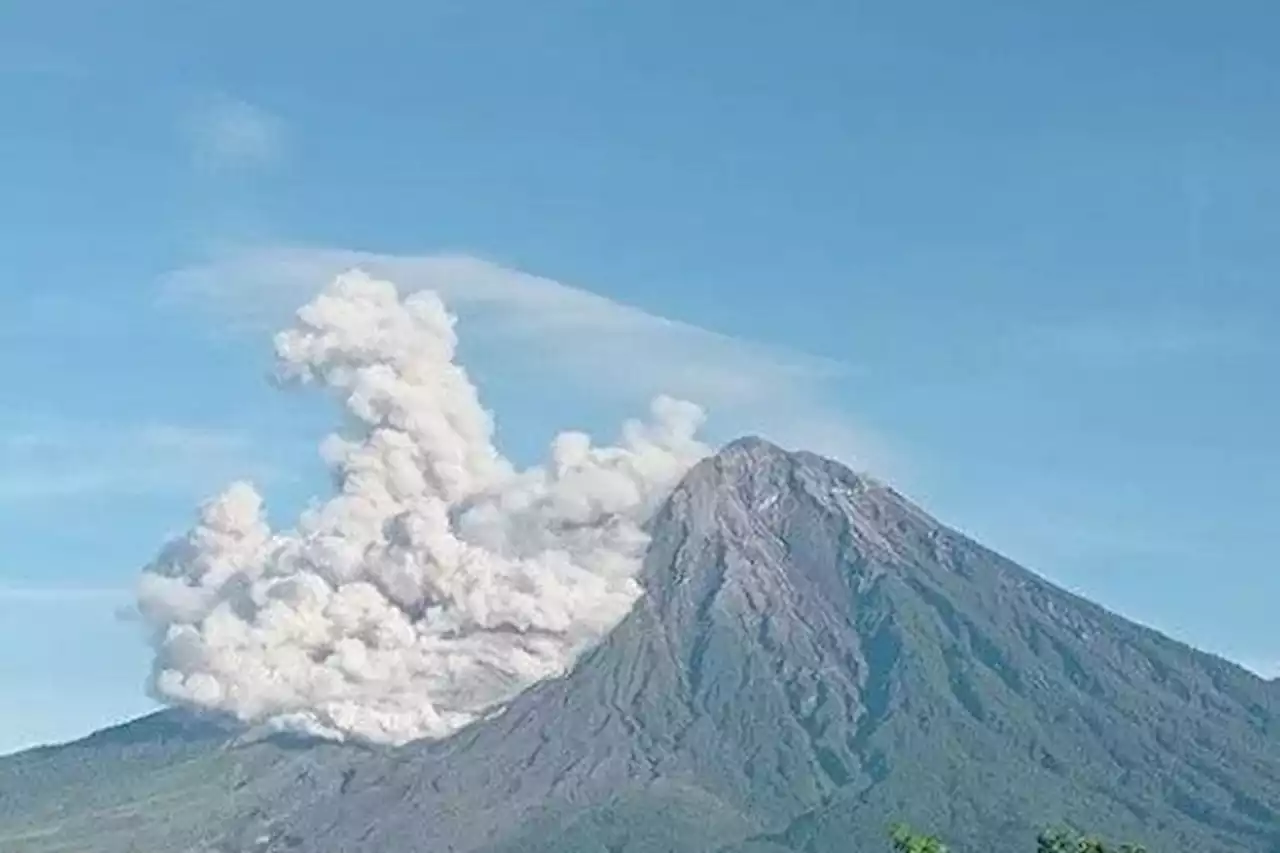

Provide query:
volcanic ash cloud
left=136, top=270, right=709, bottom=745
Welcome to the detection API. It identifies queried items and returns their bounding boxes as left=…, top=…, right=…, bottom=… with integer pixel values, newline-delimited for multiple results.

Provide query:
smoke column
left=136, top=270, right=709, bottom=745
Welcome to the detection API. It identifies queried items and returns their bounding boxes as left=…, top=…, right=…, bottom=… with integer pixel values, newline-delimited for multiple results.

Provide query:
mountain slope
left=0, top=710, right=358, bottom=853
left=3, top=437, right=1279, bottom=853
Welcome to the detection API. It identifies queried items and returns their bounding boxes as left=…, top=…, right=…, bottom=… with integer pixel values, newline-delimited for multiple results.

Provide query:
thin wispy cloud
left=184, top=95, right=286, bottom=171
left=0, top=421, right=269, bottom=504
left=1015, top=314, right=1265, bottom=367
left=162, top=245, right=894, bottom=472
left=0, top=585, right=129, bottom=604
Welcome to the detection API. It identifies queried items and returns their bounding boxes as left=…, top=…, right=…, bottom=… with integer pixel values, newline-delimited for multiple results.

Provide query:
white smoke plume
left=136, top=270, right=709, bottom=745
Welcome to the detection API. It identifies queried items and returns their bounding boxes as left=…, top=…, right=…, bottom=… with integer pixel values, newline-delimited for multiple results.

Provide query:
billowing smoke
left=136, top=270, right=709, bottom=745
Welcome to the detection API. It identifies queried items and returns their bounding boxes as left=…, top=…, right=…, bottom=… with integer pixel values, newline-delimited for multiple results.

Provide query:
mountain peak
left=699, top=435, right=887, bottom=499
left=714, top=433, right=790, bottom=459
left=691, top=434, right=798, bottom=488
left=661, top=437, right=934, bottom=576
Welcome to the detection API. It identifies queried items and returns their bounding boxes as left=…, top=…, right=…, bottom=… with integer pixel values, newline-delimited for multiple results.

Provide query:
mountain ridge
left=3, top=437, right=1279, bottom=853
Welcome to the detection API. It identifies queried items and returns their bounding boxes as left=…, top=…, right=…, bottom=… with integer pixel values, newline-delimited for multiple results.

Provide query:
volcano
left=3, top=438, right=1279, bottom=853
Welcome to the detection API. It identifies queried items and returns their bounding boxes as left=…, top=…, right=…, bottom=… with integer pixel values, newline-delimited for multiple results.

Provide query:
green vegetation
left=889, top=823, right=1148, bottom=853
left=1031, top=827, right=1146, bottom=853
left=889, top=823, right=949, bottom=853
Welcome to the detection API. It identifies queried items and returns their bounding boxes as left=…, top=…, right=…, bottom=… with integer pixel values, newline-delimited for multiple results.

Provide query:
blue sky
left=1, top=0, right=1277, bottom=754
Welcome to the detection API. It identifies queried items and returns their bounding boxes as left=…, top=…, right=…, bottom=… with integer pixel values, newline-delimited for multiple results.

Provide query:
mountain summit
left=4, top=439, right=1280, bottom=853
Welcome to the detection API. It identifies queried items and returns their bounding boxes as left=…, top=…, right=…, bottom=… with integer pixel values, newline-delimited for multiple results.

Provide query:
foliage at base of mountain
left=890, top=823, right=1149, bottom=853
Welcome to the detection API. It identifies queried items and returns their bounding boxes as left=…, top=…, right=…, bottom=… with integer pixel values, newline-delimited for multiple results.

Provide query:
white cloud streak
left=0, top=586, right=129, bottom=603
left=1015, top=314, right=1265, bottom=367
left=163, top=245, right=887, bottom=471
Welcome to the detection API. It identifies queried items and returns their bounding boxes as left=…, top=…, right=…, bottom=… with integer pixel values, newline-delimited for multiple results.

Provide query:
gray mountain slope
left=3, top=437, right=1280, bottom=853
left=0, top=709, right=357, bottom=853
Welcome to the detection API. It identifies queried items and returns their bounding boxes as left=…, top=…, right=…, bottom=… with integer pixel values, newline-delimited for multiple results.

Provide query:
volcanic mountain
left=3, top=438, right=1280, bottom=853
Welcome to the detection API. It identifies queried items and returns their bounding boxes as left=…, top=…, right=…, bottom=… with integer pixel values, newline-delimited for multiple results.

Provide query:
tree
left=1035, top=826, right=1147, bottom=853
left=888, top=823, right=948, bottom=853
left=887, top=823, right=1147, bottom=852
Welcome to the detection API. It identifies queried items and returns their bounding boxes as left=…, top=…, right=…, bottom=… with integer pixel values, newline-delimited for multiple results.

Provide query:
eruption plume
left=136, top=270, right=708, bottom=744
